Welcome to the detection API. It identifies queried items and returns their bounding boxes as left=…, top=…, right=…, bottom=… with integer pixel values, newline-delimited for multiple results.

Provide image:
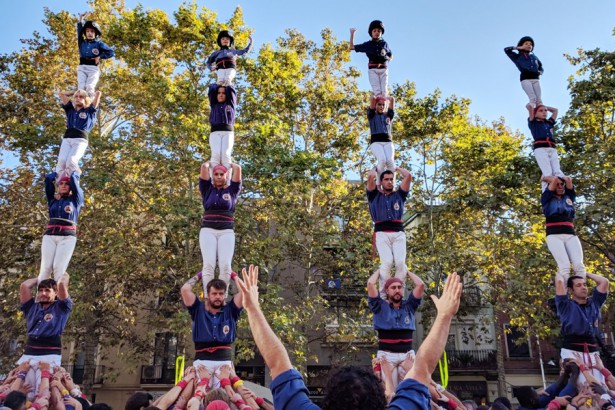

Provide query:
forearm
left=405, top=313, right=453, bottom=385
left=587, top=273, right=608, bottom=292
left=155, top=386, right=183, bottom=409
left=245, top=306, right=292, bottom=380
left=367, top=270, right=380, bottom=297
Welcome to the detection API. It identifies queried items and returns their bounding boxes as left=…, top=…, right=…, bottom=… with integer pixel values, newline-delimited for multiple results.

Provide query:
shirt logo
left=393, top=202, right=400, bottom=211
left=44, top=313, right=53, bottom=322
left=223, top=325, right=230, bottom=335
left=64, top=205, right=73, bottom=213
left=566, top=198, right=573, bottom=206
left=92, top=48, right=100, bottom=56
left=79, top=112, right=88, bottom=119
left=595, top=319, right=599, bottom=328
left=222, top=193, right=231, bottom=201
left=404, top=315, right=410, bottom=324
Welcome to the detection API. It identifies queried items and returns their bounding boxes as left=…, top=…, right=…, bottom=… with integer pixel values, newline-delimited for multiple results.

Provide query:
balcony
left=445, top=349, right=497, bottom=370
left=140, top=365, right=176, bottom=385
left=61, top=365, right=105, bottom=385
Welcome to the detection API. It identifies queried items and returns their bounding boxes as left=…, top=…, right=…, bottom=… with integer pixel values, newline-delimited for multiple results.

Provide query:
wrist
left=219, top=378, right=231, bottom=388
left=40, top=371, right=51, bottom=379
left=176, top=380, right=188, bottom=389
left=232, top=379, right=244, bottom=389
left=601, top=368, right=612, bottom=377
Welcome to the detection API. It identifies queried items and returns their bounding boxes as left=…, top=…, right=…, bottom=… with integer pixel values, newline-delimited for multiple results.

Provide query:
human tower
left=8, top=13, right=610, bottom=410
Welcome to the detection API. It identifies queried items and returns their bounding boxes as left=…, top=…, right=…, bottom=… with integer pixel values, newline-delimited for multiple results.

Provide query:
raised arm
left=57, top=273, right=70, bottom=301
left=69, top=171, right=84, bottom=207
left=59, top=91, right=72, bottom=106
left=527, top=103, right=536, bottom=121
left=397, top=167, right=413, bottom=192
left=388, top=96, right=395, bottom=110
left=236, top=265, right=293, bottom=380
left=236, top=35, right=253, bottom=55
left=546, top=106, right=558, bottom=121
left=231, top=163, right=242, bottom=183
left=555, top=276, right=567, bottom=296
left=200, top=162, right=211, bottom=181
left=369, top=95, right=377, bottom=109
left=563, top=176, right=573, bottom=190
left=349, top=28, right=357, bottom=50
left=20, top=278, right=38, bottom=304
left=45, top=172, right=58, bottom=204
left=367, top=270, right=380, bottom=298
left=408, top=271, right=425, bottom=299
left=366, top=168, right=377, bottom=191
left=180, top=272, right=200, bottom=307
left=91, top=91, right=102, bottom=109
left=587, top=272, right=609, bottom=294
left=232, top=272, right=243, bottom=309
left=403, top=272, right=462, bottom=386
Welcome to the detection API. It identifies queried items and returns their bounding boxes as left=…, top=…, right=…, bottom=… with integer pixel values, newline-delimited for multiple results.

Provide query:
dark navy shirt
left=77, top=22, right=115, bottom=61
left=388, top=379, right=431, bottom=410
left=208, top=84, right=237, bottom=131
left=354, top=39, right=392, bottom=67
left=541, top=187, right=576, bottom=235
left=369, top=294, right=421, bottom=331
left=45, top=171, right=85, bottom=236
left=63, top=102, right=98, bottom=135
left=367, top=108, right=394, bottom=143
left=186, top=297, right=242, bottom=345
left=21, top=297, right=73, bottom=340
left=528, top=118, right=556, bottom=149
left=199, top=178, right=241, bottom=230
left=556, top=290, right=607, bottom=339
left=367, top=188, right=408, bottom=232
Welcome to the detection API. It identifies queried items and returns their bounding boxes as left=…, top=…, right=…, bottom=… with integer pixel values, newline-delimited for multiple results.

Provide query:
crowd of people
left=1, top=10, right=612, bottom=410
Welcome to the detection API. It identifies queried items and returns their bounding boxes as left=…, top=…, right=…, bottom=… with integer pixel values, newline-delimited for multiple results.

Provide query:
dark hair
left=462, top=400, right=478, bottom=410
left=38, top=279, right=57, bottom=292
left=513, top=387, right=539, bottom=409
left=4, top=391, right=27, bottom=410
left=567, top=275, right=585, bottom=289
left=477, top=406, right=490, bottom=410
left=125, top=392, right=153, bottom=410
left=321, top=366, right=387, bottom=410
left=206, top=279, right=227, bottom=294
left=380, top=170, right=394, bottom=181
left=89, top=404, right=113, bottom=410
left=142, top=407, right=161, bottom=410
left=493, top=397, right=511, bottom=410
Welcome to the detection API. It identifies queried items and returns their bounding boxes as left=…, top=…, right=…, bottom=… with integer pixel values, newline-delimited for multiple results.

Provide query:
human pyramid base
left=2, top=12, right=612, bottom=410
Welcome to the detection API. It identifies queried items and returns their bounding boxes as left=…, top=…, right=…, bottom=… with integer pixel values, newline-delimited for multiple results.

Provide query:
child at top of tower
left=504, top=36, right=543, bottom=108
left=77, top=13, right=115, bottom=97
left=206, top=29, right=253, bottom=86
left=350, top=20, right=393, bottom=97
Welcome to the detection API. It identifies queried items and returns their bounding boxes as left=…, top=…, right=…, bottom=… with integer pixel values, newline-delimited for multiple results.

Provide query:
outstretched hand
left=236, top=265, right=260, bottom=310
left=431, top=272, right=462, bottom=318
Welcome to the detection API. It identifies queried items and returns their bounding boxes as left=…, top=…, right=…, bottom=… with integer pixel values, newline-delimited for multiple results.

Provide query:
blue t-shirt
left=21, top=297, right=73, bottom=339
left=528, top=118, right=556, bottom=148
left=369, top=294, right=422, bottom=331
left=63, top=102, right=98, bottom=133
left=367, top=188, right=408, bottom=232
left=186, top=297, right=242, bottom=345
left=556, top=290, right=607, bottom=339
left=388, top=378, right=431, bottom=410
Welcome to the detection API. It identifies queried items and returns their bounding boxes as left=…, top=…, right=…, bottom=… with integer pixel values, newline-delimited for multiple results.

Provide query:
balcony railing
left=61, top=365, right=105, bottom=385
left=445, top=349, right=497, bottom=370
left=140, top=365, right=176, bottom=385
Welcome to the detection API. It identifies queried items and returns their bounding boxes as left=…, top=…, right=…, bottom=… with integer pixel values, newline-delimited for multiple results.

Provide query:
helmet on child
left=82, top=21, right=102, bottom=37
left=217, top=30, right=235, bottom=47
left=368, top=20, right=385, bottom=36
left=517, top=36, right=534, bottom=49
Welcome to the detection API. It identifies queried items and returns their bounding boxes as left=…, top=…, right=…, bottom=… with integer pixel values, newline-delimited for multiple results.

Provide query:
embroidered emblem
left=79, top=112, right=88, bottom=119
left=393, top=202, right=400, bottom=211
left=223, top=325, right=230, bottom=335
left=566, top=198, right=573, bottom=206
left=222, top=193, right=231, bottom=201
left=92, top=48, right=100, bottom=56
left=44, top=313, right=53, bottom=322
left=404, top=316, right=410, bottom=324
left=64, top=205, right=73, bottom=213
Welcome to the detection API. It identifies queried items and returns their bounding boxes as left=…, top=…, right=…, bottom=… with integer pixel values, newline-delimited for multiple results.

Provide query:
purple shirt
left=199, top=178, right=241, bottom=230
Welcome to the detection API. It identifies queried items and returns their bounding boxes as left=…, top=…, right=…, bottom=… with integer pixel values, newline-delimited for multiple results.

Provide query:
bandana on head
left=59, top=176, right=70, bottom=183
left=376, top=96, right=387, bottom=104
left=212, top=165, right=228, bottom=174
left=205, top=401, right=230, bottom=410
left=384, top=277, right=403, bottom=290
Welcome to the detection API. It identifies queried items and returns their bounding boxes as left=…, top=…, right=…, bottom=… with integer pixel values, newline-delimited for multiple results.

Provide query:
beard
left=390, top=293, right=402, bottom=302
left=209, top=299, right=224, bottom=308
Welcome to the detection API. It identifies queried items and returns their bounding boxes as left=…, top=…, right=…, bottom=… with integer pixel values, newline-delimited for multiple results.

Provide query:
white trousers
left=368, top=68, right=389, bottom=97
left=560, top=348, right=604, bottom=386
left=199, top=228, right=235, bottom=291
left=209, top=131, right=234, bottom=170
left=534, top=147, right=563, bottom=178
left=521, top=79, right=542, bottom=106
left=193, top=359, right=233, bottom=389
left=77, top=65, right=100, bottom=96
left=377, top=350, right=415, bottom=389
left=546, top=234, right=586, bottom=280
left=370, top=142, right=395, bottom=185
left=39, top=235, right=77, bottom=282
left=216, top=68, right=236, bottom=86
left=56, top=138, right=88, bottom=179
left=375, top=231, right=407, bottom=297
left=17, top=354, right=62, bottom=401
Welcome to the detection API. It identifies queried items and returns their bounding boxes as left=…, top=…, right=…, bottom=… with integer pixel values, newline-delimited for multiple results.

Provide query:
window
left=504, top=324, right=530, bottom=358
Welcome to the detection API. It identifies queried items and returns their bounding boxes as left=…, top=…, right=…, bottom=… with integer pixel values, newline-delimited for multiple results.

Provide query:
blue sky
left=1, top=0, right=614, bottom=159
